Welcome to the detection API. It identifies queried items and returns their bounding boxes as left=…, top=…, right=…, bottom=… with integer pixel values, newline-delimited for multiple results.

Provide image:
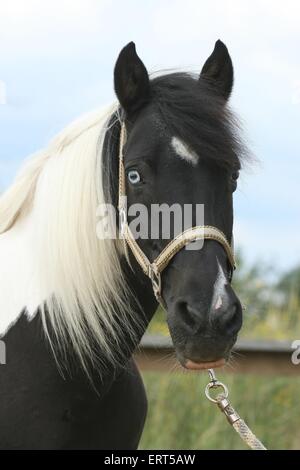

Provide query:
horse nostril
left=176, top=301, right=198, bottom=330
left=215, top=300, right=242, bottom=336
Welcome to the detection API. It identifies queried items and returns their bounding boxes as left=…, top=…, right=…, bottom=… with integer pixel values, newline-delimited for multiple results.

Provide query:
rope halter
left=118, top=122, right=235, bottom=306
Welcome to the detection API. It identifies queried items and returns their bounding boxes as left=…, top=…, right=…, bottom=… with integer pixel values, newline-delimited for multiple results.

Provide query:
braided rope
left=232, top=419, right=266, bottom=450
left=216, top=394, right=266, bottom=450
left=205, top=370, right=266, bottom=450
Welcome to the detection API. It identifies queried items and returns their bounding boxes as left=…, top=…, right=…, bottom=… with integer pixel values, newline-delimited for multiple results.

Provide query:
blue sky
left=0, top=0, right=299, bottom=274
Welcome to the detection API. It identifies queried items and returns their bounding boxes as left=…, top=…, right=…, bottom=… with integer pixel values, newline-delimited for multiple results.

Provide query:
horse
left=0, top=40, right=246, bottom=449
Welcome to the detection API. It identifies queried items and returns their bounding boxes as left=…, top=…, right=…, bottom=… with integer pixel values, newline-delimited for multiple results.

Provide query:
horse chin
left=175, top=348, right=231, bottom=371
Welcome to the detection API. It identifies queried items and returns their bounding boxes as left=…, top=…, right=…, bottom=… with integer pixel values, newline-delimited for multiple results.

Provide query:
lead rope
left=205, top=369, right=266, bottom=450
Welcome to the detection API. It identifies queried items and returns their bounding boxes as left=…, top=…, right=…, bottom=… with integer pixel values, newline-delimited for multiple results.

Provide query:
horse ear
left=200, top=40, right=234, bottom=101
left=114, top=42, right=150, bottom=116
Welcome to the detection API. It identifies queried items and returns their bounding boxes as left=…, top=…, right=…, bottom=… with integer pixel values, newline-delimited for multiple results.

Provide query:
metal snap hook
left=205, top=369, right=229, bottom=404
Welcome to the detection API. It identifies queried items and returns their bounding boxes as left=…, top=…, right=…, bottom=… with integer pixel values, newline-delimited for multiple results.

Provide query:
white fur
left=0, top=104, right=139, bottom=372
left=171, top=137, right=198, bottom=166
left=211, top=259, right=228, bottom=310
left=0, top=212, right=41, bottom=335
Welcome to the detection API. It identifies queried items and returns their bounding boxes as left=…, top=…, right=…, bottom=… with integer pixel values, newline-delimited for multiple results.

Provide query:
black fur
left=114, top=42, right=151, bottom=116
left=200, top=39, right=234, bottom=100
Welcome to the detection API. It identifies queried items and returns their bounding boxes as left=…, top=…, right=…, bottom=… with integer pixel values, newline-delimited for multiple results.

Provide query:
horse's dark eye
left=127, top=170, right=141, bottom=185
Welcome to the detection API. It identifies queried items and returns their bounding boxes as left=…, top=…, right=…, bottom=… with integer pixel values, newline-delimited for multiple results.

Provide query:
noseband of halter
left=118, top=122, right=236, bottom=306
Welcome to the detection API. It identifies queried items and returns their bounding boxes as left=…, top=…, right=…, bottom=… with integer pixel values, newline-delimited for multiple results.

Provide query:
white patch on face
left=215, top=295, right=223, bottom=310
left=211, top=259, right=228, bottom=311
left=171, top=137, right=199, bottom=166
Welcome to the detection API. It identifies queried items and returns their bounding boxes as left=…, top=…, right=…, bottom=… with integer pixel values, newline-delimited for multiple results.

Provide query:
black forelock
left=149, top=72, right=247, bottom=171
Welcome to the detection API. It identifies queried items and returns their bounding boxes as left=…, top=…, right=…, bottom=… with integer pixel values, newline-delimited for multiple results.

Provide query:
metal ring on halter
left=205, top=380, right=229, bottom=404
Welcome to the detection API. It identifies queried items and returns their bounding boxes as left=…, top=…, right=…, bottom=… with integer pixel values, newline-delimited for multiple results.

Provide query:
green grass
left=140, top=371, right=300, bottom=450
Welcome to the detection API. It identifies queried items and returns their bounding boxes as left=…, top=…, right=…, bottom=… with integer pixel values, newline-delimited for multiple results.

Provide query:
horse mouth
left=183, top=358, right=226, bottom=370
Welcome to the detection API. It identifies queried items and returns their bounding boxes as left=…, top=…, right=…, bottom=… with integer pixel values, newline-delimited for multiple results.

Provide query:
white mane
left=0, top=104, right=139, bottom=373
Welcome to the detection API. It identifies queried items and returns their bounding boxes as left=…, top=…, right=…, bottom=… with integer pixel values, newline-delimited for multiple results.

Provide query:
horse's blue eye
left=128, top=170, right=141, bottom=185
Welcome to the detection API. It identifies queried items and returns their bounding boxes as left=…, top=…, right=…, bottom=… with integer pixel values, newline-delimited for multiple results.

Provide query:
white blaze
left=211, top=259, right=228, bottom=311
left=171, top=137, right=199, bottom=166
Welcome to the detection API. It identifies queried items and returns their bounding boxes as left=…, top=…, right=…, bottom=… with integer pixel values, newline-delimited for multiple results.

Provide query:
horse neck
left=120, top=255, right=158, bottom=345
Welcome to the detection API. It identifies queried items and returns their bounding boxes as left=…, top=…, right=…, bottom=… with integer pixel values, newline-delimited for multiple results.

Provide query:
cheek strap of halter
left=118, top=122, right=236, bottom=306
